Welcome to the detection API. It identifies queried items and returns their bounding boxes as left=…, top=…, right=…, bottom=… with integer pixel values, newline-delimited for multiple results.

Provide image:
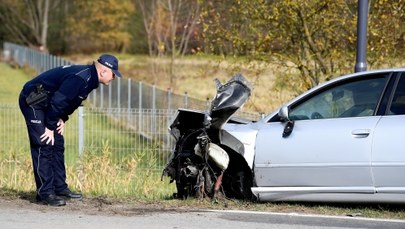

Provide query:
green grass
left=0, top=63, right=32, bottom=158
left=0, top=63, right=32, bottom=103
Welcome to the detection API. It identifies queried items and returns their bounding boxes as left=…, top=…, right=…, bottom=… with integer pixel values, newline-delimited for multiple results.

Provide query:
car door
left=372, top=73, right=405, bottom=193
left=254, top=73, right=391, bottom=193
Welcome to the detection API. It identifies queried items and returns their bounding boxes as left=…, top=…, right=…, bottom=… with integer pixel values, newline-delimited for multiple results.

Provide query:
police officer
left=18, top=54, right=122, bottom=206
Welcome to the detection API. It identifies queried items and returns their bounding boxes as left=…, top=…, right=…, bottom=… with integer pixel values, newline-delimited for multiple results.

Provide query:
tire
left=223, top=166, right=253, bottom=200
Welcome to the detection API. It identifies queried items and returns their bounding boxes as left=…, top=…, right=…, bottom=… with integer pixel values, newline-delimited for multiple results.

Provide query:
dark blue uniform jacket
left=22, top=64, right=99, bottom=130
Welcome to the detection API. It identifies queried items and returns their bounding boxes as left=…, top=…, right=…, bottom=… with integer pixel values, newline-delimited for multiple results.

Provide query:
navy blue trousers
left=18, top=93, right=68, bottom=198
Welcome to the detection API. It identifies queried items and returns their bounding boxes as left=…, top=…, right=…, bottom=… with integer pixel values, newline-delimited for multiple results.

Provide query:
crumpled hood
left=209, top=74, right=252, bottom=130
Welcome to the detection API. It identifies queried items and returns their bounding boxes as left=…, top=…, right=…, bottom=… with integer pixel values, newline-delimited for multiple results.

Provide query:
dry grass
left=0, top=143, right=175, bottom=200
left=65, top=54, right=293, bottom=114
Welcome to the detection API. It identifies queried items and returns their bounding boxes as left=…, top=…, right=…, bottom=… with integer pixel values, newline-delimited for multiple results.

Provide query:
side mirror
left=278, top=106, right=294, bottom=138
left=278, top=106, right=290, bottom=122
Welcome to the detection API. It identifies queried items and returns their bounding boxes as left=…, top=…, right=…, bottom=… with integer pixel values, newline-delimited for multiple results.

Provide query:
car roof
left=330, top=68, right=405, bottom=81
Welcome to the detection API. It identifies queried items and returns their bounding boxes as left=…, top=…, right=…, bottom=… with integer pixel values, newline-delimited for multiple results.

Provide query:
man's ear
left=100, top=69, right=106, bottom=77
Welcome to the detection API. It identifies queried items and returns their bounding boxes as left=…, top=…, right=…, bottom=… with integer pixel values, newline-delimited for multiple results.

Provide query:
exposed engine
left=162, top=74, right=254, bottom=200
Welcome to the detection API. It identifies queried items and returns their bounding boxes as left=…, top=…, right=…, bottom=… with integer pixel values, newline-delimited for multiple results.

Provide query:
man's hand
left=57, top=119, right=65, bottom=135
left=40, top=127, right=55, bottom=145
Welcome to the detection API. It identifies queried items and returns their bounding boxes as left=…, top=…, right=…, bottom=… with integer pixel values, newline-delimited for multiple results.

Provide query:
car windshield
left=289, top=75, right=388, bottom=120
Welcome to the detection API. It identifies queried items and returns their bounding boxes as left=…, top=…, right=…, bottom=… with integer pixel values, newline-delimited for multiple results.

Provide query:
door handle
left=351, top=129, right=370, bottom=138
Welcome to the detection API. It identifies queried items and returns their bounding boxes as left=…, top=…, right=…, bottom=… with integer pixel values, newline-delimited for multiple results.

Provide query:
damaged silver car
left=163, top=68, right=405, bottom=203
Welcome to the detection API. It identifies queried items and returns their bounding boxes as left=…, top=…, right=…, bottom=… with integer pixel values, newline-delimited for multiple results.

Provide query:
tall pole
left=355, top=0, right=369, bottom=72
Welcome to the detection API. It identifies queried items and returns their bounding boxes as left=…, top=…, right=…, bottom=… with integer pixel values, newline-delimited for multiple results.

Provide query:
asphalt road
left=2, top=206, right=405, bottom=229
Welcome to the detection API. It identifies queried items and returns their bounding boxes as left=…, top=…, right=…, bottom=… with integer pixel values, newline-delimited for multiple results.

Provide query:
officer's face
left=100, top=68, right=116, bottom=85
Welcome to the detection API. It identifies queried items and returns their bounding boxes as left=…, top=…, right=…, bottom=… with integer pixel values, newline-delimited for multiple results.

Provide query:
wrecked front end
left=162, top=74, right=255, bottom=200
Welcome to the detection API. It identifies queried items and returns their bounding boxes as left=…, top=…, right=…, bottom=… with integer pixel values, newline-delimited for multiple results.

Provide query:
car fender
left=222, top=123, right=258, bottom=169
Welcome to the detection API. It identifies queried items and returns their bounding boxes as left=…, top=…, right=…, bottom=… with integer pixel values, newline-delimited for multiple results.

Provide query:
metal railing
left=0, top=104, right=175, bottom=166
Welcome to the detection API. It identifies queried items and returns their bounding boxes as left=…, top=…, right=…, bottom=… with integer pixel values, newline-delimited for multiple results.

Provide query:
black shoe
left=56, top=190, right=83, bottom=200
left=37, top=194, right=66, bottom=206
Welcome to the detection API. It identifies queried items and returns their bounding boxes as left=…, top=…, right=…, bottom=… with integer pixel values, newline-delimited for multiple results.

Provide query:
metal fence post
left=108, top=83, right=112, bottom=110
left=138, top=81, right=142, bottom=132
left=117, top=77, right=121, bottom=110
left=78, top=106, right=84, bottom=158
left=184, top=92, right=188, bottom=109
left=167, top=89, right=172, bottom=147
left=100, top=85, right=104, bottom=108
left=152, top=84, right=156, bottom=133
left=92, top=90, right=97, bottom=107
left=128, top=78, right=131, bottom=123
left=168, top=88, right=172, bottom=111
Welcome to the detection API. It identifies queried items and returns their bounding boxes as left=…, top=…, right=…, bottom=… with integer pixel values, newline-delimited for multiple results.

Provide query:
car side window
left=289, top=75, right=388, bottom=120
left=388, top=76, right=405, bottom=115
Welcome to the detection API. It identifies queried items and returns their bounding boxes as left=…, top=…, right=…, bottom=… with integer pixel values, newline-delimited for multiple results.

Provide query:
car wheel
left=223, top=165, right=253, bottom=200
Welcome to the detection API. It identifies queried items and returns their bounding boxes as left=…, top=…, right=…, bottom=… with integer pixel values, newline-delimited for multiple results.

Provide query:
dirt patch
left=2, top=190, right=405, bottom=220
left=0, top=194, right=195, bottom=217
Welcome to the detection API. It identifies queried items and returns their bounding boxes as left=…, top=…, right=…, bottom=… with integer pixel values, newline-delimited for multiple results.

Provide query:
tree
left=201, top=0, right=358, bottom=94
left=65, top=0, right=135, bottom=53
left=0, top=0, right=59, bottom=51
left=200, top=0, right=405, bottom=95
left=136, top=0, right=201, bottom=88
left=367, top=0, right=405, bottom=67
left=269, top=0, right=358, bottom=93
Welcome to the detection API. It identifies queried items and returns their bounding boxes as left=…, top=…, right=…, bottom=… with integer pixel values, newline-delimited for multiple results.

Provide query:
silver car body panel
left=251, top=188, right=405, bottom=203
left=372, top=115, right=405, bottom=192
left=253, top=116, right=379, bottom=188
left=223, top=123, right=258, bottom=169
